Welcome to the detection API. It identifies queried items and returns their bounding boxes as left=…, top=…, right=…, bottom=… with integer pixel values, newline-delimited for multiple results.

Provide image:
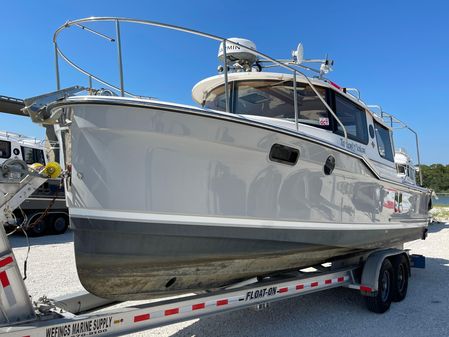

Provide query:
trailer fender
left=360, top=248, right=409, bottom=296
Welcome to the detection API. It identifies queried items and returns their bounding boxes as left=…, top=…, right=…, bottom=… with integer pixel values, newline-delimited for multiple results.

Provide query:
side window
left=408, top=166, right=416, bottom=182
left=334, top=94, right=368, bottom=144
left=22, top=146, right=34, bottom=164
left=203, top=85, right=227, bottom=111
left=0, top=140, right=11, bottom=158
left=296, top=85, right=330, bottom=127
left=21, top=146, right=46, bottom=165
left=374, top=121, right=394, bottom=162
left=396, top=164, right=406, bottom=174
left=36, top=149, right=46, bottom=165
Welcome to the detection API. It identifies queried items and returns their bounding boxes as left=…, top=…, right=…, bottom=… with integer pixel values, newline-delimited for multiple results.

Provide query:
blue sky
left=1, top=0, right=448, bottom=164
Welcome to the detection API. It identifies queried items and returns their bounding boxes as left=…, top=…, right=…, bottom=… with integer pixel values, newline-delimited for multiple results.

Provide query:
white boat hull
left=53, top=97, right=429, bottom=300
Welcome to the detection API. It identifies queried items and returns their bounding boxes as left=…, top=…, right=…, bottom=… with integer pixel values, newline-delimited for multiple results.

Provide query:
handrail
left=379, top=111, right=423, bottom=186
left=0, top=130, right=43, bottom=144
left=367, top=104, right=423, bottom=186
left=53, top=16, right=348, bottom=140
left=54, top=42, right=137, bottom=97
left=344, top=88, right=361, bottom=100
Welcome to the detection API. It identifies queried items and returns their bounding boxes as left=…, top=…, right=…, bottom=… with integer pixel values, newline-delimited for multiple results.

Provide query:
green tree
left=421, top=164, right=449, bottom=192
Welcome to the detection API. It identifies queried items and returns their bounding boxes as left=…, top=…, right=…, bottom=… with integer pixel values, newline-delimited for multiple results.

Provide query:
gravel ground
left=10, top=221, right=449, bottom=337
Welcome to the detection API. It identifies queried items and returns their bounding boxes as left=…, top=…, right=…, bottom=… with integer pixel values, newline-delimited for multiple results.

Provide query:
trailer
left=0, top=161, right=425, bottom=337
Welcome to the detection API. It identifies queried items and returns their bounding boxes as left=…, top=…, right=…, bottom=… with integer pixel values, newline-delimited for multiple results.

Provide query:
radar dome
left=218, top=38, right=257, bottom=65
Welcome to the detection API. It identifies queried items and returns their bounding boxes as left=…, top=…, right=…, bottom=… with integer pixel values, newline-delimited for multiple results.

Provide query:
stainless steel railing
left=53, top=17, right=348, bottom=139
left=368, top=105, right=423, bottom=185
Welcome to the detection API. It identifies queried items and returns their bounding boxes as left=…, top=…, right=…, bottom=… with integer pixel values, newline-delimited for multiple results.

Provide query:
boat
left=395, top=148, right=418, bottom=184
left=0, top=130, right=45, bottom=166
left=23, top=17, right=432, bottom=301
left=0, top=131, right=68, bottom=235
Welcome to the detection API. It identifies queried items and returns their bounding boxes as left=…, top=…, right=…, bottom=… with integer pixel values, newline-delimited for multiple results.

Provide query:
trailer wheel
left=26, top=219, right=47, bottom=237
left=392, top=254, right=409, bottom=302
left=50, top=214, right=69, bottom=235
left=365, top=258, right=393, bottom=313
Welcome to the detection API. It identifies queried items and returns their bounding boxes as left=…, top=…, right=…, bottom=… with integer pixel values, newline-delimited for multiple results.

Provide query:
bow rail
left=52, top=16, right=348, bottom=140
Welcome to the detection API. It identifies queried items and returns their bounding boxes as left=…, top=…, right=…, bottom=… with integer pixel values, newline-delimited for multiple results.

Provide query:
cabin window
left=21, top=146, right=45, bottom=165
left=334, top=94, right=368, bottom=144
left=0, top=140, right=11, bottom=158
left=374, top=121, right=394, bottom=162
left=408, top=166, right=416, bottom=182
left=234, top=81, right=330, bottom=127
left=397, top=164, right=406, bottom=174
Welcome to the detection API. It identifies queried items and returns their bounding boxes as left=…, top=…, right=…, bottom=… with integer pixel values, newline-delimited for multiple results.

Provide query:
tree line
left=420, top=164, right=449, bottom=192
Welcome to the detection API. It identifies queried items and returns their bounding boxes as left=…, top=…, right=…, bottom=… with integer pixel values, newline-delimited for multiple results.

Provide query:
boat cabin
left=192, top=72, right=398, bottom=181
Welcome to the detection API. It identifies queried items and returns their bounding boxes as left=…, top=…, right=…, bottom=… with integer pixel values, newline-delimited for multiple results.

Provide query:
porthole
left=369, top=125, right=375, bottom=139
left=324, top=155, right=336, bottom=175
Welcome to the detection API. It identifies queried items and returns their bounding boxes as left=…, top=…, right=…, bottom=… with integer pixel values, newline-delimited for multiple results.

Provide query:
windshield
left=203, top=80, right=330, bottom=128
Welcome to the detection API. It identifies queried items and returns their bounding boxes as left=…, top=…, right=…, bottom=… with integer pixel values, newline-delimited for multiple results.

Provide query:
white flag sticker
left=319, top=117, right=329, bottom=126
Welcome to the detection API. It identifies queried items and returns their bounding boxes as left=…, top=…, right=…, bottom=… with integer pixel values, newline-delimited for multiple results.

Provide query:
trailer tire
left=365, top=258, right=393, bottom=313
left=26, top=218, right=47, bottom=237
left=50, top=214, right=69, bottom=235
left=392, top=254, right=409, bottom=302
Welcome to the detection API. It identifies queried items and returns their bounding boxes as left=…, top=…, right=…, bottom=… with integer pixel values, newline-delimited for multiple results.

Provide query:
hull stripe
left=70, top=208, right=427, bottom=231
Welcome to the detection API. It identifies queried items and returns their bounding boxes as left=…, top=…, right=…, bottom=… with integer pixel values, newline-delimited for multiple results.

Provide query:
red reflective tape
left=329, top=81, right=342, bottom=90
left=296, top=284, right=304, bottom=290
left=134, top=314, right=150, bottom=322
left=337, top=277, right=345, bottom=283
left=0, top=271, right=10, bottom=288
left=325, top=279, right=332, bottom=285
left=360, top=285, right=372, bottom=292
left=311, top=282, right=319, bottom=287
left=216, top=299, right=228, bottom=306
left=192, top=303, right=205, bottom=310
left=164, top=308, right=179, bottom=316
left=278, top=287, right=288, bottom=293
left=0, top=256, right=13, bottom=268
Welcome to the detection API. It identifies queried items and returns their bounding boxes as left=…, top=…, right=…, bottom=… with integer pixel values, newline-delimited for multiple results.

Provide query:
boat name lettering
left=245, top=287, right=277, bottom=301
left=45, top=316, right=112, bottom=337
left=340, top=138, right=366, bottom=154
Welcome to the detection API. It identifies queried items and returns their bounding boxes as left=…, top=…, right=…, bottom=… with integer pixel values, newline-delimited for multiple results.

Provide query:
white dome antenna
left=218, top=38, right=258, bottom=72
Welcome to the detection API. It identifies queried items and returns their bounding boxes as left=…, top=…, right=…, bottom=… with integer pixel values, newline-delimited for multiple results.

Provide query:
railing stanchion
left=222, top=39, right=230, bottom=113
left=293, top=71, right=299, bottom=131
left=115, top=20, right=125, bottom=97
left=88, top=76, right=93, bottom=93
left=54, top=43, right=61, bottom=90
left=413, top=130, right=423, bottom=186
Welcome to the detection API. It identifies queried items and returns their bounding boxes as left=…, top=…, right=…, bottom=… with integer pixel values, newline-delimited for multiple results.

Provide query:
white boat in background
left=395, top=148, right=419, bottom=184
left=0, top=131, right=45, bottom=166
left=24, top=17, right=432, bottom=301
